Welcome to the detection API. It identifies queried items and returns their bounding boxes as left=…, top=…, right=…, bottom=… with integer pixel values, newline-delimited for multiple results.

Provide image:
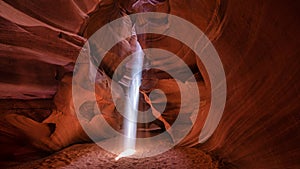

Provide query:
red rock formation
left=0, top=0, right=299, bottom=168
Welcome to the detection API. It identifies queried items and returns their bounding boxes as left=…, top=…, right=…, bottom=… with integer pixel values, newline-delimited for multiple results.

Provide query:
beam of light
left=115, top=149, right=136, bottom=161
left=117, top=40, right=144, bottom=160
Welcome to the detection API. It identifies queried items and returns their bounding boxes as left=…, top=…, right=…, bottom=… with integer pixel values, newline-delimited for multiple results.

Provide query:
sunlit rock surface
left=0, top=0, right=299, bottom=168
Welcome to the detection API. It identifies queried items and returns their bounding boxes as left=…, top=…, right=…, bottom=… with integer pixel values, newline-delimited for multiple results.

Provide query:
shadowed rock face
left=0, top=0, right=299, bottom=168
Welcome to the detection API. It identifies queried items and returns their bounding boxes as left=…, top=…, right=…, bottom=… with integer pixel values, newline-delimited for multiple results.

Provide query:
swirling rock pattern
left=0, top=0, right=299, bottom=168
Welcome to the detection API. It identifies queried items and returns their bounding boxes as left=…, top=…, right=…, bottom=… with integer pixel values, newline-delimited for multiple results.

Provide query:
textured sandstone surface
left=4, top=143, right=221, bottom=169
left=0, top=0, right=299, bottom=169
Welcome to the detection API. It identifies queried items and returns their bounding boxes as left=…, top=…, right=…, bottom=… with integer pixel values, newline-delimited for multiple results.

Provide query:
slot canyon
left=0, top=0, right=299, bottom=168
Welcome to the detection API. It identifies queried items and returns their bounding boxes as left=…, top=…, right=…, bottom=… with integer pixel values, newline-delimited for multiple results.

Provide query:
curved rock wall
left=0, top=0, right=299, bottom=168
